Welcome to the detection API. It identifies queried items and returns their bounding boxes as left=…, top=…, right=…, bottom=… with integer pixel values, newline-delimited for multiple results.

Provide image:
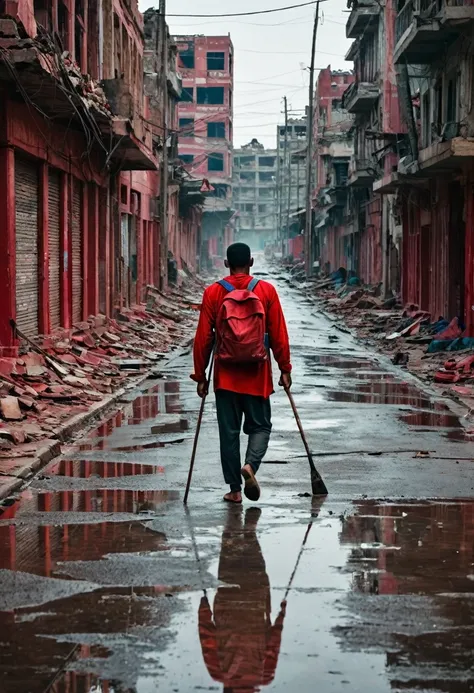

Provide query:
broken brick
left=0, top=396, right=23, bottom=421
left=63, top=375, right=91, bottom=388
left=0, top=359, right=15, bottom=377
left=23, top=352, right=45, bottom=367
left=26, top=364, right=47, bottom=377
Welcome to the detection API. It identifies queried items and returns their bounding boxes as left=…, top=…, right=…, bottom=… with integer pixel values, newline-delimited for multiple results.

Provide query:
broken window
left=259, top=156, right=275, bottom=167
left=197, top=87, right=224, bottom=105
left=207, top=122, right=226, bottom=138
left=422, top=90, right=431, bottom=148
left=208, top=153, right=224, bottom=172
left=178, top=47, right=195, bottom=69
left=259, top=171, right=274, bottom=183
left=295, top=126, right=306, bottom=137
left=75, top=0, right=85, bottom=71
left=208, top=184, right=228, bottom=198
left=434, top=80, right=442, bottom=137
left=207, top=52, right=225, bottom=71
left=237, top=155, right=255, bottom=168
left=240, top=171, right=255, bottom=182
left=334, top=162, right=349, bottom=186
left=179, top=154, right=194, bottom=165
left=58, top=1, right=70, bottom=52
left=332, top=99, right=342, bottom=110
left=179, top=118, right=194, bottom=136
left=181, top=87, right=194, bottom=103
left=34, top=0, right=52, bottom=31
left=445, top=73, right=458, bottom=133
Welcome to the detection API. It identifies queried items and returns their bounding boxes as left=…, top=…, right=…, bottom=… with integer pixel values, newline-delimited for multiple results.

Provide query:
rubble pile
left=285, top=263, right=474, bottom=408
left=0, top=279, right=203, bottom=461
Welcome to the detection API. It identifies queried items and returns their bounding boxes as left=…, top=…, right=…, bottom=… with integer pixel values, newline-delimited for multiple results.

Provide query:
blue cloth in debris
left=432, top=319, right=449, bottom=334
left=427, top=337, right=474, bottom=353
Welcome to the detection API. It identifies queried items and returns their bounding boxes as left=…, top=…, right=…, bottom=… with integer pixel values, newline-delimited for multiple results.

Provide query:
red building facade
left=312, top=67, right=355, bottom=274
left=0, top=1, right=202, bottom=354
left=175, top=34, right=234, bottom=267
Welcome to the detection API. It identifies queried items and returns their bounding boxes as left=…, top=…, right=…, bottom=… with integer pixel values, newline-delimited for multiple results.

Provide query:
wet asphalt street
left=1, top=268, right=474, bottom=693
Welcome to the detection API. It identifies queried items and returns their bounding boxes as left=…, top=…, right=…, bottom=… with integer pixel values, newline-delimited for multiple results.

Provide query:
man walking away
left=191, top=243, right=292, bottom=503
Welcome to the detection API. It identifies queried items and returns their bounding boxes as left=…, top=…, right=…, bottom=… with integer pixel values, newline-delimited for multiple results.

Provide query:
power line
left=166, top=1, right=325, bottom=17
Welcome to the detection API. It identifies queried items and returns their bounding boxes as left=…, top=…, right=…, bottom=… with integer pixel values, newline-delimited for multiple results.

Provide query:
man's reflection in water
left=199, top=507, right=286, bottom=693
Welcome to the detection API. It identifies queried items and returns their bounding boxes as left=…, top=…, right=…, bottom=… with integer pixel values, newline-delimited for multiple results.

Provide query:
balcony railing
left=396, top=0, right=474, bottom=44
left=396, top=0, right=415, bottom=43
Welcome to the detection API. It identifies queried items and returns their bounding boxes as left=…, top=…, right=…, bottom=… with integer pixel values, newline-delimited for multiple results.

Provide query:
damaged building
left=174, top=34, right=235, bottom=268
left=313, top=67, right=355, bottom=272
left=0, top=0, right=203, bottom=354
left=233, top=139, right=278, bottom=249
left=277, top=117, right=308, bottom=255
left=342, top=0, right=405, bottom=292
left=338, top=0, right=474, bottom=335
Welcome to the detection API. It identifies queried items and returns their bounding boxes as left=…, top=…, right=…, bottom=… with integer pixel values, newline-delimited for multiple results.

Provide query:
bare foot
left=224, top=491, right=242, bottom=504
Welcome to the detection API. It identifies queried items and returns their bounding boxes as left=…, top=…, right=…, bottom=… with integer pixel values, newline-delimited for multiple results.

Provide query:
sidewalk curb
left=0, top=341, right=195, bottom=503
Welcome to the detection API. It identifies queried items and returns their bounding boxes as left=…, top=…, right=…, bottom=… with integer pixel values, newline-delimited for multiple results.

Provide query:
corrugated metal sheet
left=48, top=169, right=61, bottom=331
left=15, top=157, right=39, bottom=337
left=71, top=178, right=82, bottom=323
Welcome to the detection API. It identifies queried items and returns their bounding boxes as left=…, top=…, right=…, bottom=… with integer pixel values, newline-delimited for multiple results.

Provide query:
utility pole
left=159, top=0, right=168, bottom=289
left=304, top=0, right=320, bottom=277
left=284, top=96, right=290, bottom=256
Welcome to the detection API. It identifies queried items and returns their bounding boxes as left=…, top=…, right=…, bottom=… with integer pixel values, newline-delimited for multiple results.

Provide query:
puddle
left=399, top=411, right=462, bottom=429
left=327, top=383, right=449, bottom=410
left=304, top=354, right=378, bottom=370
left=0, top=496, right=473, bottom=692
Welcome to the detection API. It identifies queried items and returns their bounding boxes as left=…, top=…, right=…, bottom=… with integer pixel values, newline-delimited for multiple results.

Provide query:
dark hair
left=227, top=243, right=251, bottom=269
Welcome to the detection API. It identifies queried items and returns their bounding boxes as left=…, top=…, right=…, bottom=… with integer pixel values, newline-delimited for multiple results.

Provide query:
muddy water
left=0, top=271, right=473, bottom=692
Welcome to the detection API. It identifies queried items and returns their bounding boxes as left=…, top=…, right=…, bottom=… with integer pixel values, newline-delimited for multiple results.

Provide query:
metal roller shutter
left=71, top=178, right=82, bottom=323
left=48, top=169, right=61, bottom=331
left=15, top=157, right=39, bottom=338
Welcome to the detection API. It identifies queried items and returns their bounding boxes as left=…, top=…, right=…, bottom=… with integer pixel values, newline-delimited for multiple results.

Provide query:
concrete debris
left=0, top=397, right=23, bottom=421
left=283, top=259, right=474, bottom=412
left=0, top=274, right=203, bottom=463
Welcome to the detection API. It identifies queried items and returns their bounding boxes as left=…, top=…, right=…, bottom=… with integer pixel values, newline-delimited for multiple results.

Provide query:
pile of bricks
left=0, top=281, right=202, bottom=458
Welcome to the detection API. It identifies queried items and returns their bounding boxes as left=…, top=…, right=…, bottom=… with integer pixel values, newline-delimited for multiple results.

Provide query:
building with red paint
left=312, top=67, right=354, bottom=274
left=0, top=1, right=202, bottom=354
left=343, top=0, right=405, bottom=292
left=387, top=0, right=474, bottom=334
left=174, top=34, right=234, bottom=268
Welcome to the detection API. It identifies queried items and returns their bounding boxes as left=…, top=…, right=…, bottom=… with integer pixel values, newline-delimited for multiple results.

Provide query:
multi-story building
left=388, top=0, right=474, bottom=334
left=313, top=67, right=354, bottom=273
left=174, top=34, right=234, bottom=266
left=277, top=117, right=308, bottom=250
left=343, top=0, right=406, bottom=291
left=233, top=139, right=278, bottom=249
left=0, top=1, right=201, bottom=354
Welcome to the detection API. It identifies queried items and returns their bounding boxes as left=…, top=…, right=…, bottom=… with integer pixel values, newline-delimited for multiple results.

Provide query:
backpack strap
left=247, top=278, right=260, bottom=292
left=217, top=279, right=235, bottom=292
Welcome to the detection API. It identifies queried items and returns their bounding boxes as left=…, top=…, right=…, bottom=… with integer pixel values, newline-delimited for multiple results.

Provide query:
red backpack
left=215, top=278, right=268, bottom=365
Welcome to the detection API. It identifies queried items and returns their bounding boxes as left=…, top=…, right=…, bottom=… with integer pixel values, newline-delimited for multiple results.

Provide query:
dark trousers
left=215, top=389, right=272, bottom=492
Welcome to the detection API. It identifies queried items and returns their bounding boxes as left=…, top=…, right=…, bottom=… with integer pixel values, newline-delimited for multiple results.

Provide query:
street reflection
left=337, top=499, right=474, bottom=692
left=199, top=507, right=286, bottom=693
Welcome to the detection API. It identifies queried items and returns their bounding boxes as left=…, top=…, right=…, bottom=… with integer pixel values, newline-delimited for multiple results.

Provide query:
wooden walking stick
left=184, top=354, right=215, bottom=505
left=285, top=387, right=328, bottom=496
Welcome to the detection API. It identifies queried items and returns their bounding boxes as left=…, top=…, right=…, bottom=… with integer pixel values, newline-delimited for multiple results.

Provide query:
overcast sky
left=138, top=1, right=352, bottom=148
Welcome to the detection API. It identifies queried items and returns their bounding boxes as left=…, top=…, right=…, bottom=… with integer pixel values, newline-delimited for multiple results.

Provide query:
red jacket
left=191, top=274, right=292, bottom=399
